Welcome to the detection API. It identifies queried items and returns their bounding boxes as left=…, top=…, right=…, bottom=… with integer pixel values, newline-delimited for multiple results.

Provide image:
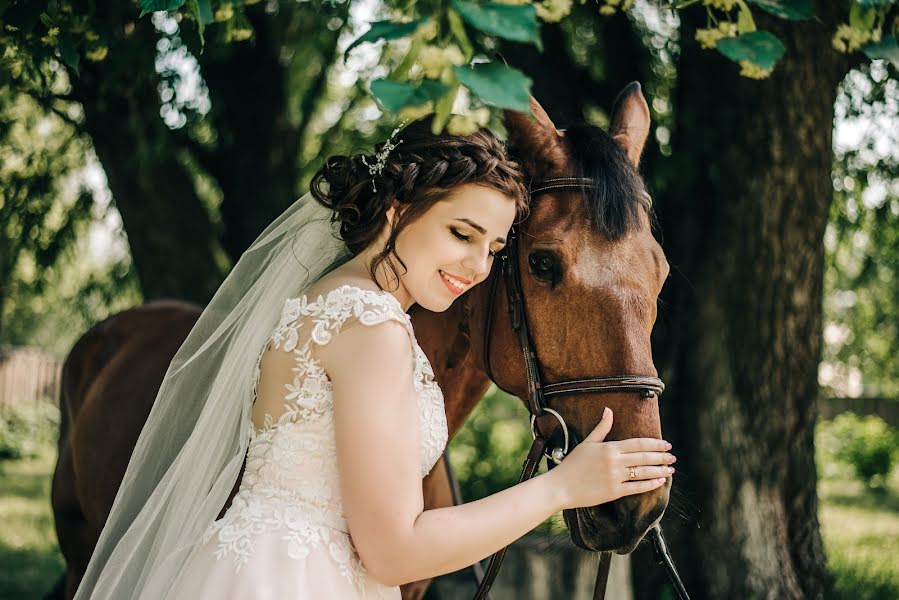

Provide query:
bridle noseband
left=469, top=177, right=688, bottom=600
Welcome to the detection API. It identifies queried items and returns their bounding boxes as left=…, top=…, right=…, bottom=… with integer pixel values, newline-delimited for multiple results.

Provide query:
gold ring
left=628, top=467, right=636, bottom=480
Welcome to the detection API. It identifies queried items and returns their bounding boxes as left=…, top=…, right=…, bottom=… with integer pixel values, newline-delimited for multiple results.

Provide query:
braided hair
left=310, top=115, right=529, bottom=287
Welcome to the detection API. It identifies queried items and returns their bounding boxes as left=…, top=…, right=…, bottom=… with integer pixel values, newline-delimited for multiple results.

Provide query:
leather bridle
left=464, top=177, right=689, bottom=600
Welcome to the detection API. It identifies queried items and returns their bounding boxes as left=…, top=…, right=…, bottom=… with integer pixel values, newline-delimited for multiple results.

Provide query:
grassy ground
left=0, top=448, right=64, bottom=599
left=818, top=468, right=899, bottom=600
left=0, top=446, right=897, bottom=599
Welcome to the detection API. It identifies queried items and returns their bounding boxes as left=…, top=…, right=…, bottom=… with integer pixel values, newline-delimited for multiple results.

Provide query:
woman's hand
left=548, top=407, right=675, bottom=509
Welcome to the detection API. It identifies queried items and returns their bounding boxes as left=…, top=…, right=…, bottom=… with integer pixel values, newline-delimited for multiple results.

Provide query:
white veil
left=73, top=192, right=352, bottom=599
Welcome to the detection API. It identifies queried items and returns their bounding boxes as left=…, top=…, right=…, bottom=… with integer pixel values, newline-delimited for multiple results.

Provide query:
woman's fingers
left=583, top=407, right=614, bottom=443
left=619, top=477, right=669, bottom=496
left=621, top=451, right=675, bottom=466
left=614, top=437, right=671, bottom=453
left=622, top=465, right=674, bottom=483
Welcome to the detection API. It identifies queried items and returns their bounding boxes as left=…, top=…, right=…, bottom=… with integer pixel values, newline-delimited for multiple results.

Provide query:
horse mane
left=562, top=124, right=652, bottom=241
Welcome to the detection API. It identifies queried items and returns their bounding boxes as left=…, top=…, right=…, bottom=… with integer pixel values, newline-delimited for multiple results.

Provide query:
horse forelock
left=556, top=124, right=653, bottom=241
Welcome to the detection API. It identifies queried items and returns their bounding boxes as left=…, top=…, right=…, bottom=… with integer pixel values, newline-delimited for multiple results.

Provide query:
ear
left=610, top=81, right=651, bottom=167
left=385, top=198, right=403, bottom=223
left=503, top=96, right=569, bottom=177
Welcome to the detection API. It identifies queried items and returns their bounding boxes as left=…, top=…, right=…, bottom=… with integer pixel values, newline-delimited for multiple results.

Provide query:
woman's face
left=388, top=183, right=517, bottom=312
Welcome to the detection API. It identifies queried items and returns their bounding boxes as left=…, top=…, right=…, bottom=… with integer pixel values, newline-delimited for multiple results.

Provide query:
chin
left=416, top=296, right=456, bottom=313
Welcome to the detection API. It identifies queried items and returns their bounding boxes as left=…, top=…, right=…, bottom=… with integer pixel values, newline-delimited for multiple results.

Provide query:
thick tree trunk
left=633, top=5, right=851, bottom=599
left=194, top=4, right=347, bottom=262
left=71, top=16, right=223, bottom=304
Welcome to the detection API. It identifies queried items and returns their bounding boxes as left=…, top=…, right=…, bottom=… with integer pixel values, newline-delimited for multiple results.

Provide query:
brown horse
left=49, top=86, right=669, bottom=599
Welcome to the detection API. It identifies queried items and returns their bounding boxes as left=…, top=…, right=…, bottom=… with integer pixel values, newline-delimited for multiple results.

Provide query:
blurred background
left=1, top=0, right=898, bottom=598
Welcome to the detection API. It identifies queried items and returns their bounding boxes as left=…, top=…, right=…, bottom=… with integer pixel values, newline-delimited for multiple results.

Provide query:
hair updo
left=310, top=116, right=529, bottom=287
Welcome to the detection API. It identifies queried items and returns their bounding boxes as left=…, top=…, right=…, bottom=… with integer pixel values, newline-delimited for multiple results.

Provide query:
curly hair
left=310, top=116, right=529, bottom=289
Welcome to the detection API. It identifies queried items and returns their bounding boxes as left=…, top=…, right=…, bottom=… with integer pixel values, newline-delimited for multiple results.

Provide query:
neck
left=342, top=249, right=415, bottom=312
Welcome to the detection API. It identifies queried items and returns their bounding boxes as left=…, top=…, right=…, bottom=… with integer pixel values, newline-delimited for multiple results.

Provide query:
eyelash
left=450, top=227, right=499, bottom=257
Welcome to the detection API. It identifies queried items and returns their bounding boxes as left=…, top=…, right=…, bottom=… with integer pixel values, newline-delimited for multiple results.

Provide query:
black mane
left=562, top=124, right=650, bottom=241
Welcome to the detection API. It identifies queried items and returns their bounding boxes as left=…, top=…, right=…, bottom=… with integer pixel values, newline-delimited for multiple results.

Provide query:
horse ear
left=503, top=96, right=568, bottom=176
left=610, top=81, right=651, bottom=167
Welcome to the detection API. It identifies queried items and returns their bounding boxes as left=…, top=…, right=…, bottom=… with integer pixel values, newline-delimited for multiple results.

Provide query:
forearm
left=376, top=469, right=566, bottom=587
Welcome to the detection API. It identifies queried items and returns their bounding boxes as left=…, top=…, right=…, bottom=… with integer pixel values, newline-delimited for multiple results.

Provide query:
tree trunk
left=71, top=15, right=223, bottom=304
left=633, top=4, right=851, bottom=599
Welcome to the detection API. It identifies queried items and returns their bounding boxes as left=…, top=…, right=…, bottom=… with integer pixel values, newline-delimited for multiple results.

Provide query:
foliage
left=823, top=61, right=899, bottom=398
left=816, top=412, right=899, bottom=487
left=2, top=1, right=896, bottom=131
left=0, top=85, right=97, bottom=342
left=0, top=401, right=60, bottom=461
left=817, top=473, right=899, bottom=600
left=448, top=386, right=536, bottom=501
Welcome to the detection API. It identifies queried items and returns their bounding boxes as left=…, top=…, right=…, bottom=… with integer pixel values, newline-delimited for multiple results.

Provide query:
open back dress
left=166, top=284, right=449, bottom=599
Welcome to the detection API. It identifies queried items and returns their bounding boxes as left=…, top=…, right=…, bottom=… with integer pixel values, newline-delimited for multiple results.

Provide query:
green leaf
left=863, top=35, right=899, bottom=69
left=746, top=0, right=814, bottom=20
left=452, top=0, right=541, bottom=50
left=737, top=1, right=757, bottom=33
left=849, top=2, right=877, bottom=31
left=716, top=31, right=785, bottom=70
left=432, top=86, right=458, bottom=134
left=370, top=79, right=451, bottom=113
left=139, top=0, right=187, bottom=17
left=447, top=8, right=474, bottom=60
left=196, top=0, right=213, bottom=25
left=57, top=33, right=79, bottom=75
left=185, top=0, right=212, bottom=45
left=345, top=18, right=428, bottom=61
left=857, top=0, right=895, bottom=7
left=453, top=62, right=532, bottom=112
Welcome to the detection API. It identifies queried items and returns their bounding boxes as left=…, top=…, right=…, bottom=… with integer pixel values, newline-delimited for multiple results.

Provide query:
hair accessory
left=361, top=119, right=408, bottom=192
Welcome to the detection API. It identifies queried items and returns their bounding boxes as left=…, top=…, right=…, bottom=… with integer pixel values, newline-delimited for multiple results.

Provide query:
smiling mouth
left=439, top=270, right=469, bottom=294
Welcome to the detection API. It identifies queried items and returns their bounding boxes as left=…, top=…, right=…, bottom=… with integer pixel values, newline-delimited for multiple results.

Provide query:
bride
left=74, top=116, right=675, bottom=598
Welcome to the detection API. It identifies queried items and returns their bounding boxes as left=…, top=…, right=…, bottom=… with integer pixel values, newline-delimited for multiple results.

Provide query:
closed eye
left=450, top=227, right=500, bottom=257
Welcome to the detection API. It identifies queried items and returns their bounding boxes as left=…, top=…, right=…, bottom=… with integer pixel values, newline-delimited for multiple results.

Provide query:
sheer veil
left=74, top=192, right=352, bottom=599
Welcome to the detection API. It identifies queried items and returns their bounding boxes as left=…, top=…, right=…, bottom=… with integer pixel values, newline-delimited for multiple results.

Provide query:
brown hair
left=310, top=116, right=529, bottom=288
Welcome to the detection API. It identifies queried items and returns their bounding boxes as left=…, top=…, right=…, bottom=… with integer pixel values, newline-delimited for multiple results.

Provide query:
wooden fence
left=0, top=345, right=62, bottom=408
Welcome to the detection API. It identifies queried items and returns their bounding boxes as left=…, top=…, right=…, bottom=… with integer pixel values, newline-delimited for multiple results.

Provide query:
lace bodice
left=198, top=284, right=448, bottom=592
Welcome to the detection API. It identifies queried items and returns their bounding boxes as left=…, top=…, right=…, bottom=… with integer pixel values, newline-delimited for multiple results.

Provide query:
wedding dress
left=165, top=283, right=449, bottom=599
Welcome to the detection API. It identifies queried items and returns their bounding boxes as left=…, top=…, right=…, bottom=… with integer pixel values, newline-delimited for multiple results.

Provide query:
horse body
left=50, top=86, right=669, bottom=600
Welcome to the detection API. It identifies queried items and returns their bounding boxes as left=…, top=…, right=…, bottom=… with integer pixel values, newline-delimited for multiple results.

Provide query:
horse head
left=482, top=83, right=670, bottom=553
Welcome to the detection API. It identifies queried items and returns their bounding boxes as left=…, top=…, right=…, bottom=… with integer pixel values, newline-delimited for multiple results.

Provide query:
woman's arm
left=319, top=319, right=567, bottom=588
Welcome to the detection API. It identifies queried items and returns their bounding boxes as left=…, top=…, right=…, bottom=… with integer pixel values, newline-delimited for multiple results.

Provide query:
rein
left=461, top=177, right=689, bottom=600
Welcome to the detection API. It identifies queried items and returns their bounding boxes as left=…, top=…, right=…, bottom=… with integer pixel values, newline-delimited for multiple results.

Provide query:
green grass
left=0, top=448, right=65, bottom=599
left=0, top=441, right=896, bottom=598
left=818, top=468, right=899, bottom=600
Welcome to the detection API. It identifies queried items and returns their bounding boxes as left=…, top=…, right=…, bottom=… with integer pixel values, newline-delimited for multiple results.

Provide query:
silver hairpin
left=361, top=119, right=407, bottom=192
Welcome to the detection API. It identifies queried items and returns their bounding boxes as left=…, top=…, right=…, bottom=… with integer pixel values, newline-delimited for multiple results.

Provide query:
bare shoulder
left=303, top=269, right=381, bottom=300
left=316, top=312, right=414, bottom=383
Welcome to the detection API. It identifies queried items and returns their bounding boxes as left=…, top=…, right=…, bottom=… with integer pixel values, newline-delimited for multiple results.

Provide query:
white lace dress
left=167, top=285, right=448, bottom=599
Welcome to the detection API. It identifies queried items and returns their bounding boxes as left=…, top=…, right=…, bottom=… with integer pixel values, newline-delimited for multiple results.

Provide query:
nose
left=461, top=246, right=492, bottom=280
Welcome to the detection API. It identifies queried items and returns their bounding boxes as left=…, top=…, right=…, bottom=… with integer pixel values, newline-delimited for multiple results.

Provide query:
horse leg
left=50, top=325, right=110, bottom=600
left=51, top=436, right=99, bottom=599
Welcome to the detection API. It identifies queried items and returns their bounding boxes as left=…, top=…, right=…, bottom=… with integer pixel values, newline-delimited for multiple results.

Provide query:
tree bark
left=633, top=4, right=851, bottom=599
left=70, top=14, right=223, bottom=304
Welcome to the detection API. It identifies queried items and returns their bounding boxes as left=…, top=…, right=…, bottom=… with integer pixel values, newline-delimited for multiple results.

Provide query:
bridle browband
left=467, top=177, right=688, bottom=600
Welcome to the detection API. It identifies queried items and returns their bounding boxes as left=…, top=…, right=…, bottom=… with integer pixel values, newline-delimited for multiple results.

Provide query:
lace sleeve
left=250, top=285, right=414, bottom=434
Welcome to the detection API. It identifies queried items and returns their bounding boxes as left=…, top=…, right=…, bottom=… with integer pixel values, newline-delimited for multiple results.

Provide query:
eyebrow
left=453, top=218, right=507, bottom=245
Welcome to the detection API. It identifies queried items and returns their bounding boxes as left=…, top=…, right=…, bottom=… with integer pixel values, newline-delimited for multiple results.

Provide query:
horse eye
left=527, top=251, right=558, bottom=283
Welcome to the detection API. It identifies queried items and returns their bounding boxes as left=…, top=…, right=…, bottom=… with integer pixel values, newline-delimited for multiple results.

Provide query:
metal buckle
left=530, top=407, right=569, bottom=464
